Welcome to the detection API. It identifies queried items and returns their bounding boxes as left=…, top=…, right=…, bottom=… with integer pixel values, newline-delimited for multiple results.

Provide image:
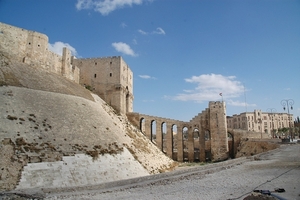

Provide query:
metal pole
left=281, top=99, right=294, bottom=140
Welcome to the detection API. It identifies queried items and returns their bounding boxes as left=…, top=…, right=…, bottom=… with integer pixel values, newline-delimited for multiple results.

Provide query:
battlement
left=75, top=56, right=121, bottom=61
left=0, top=22, right=79, bottom=83
left=0, top=22, right=134, bottom=115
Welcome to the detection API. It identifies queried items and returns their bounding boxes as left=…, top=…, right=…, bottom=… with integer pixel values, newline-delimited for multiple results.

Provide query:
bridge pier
left=156, top=119, right=163, bottom=151
left=188, top=128, right=194, bottom=162
left=145, top=119, right=151, bottom=140
left=199, top=128, right=206, bottom=162
left=166, top=124, right=173, bottom=159
left=177, top=125, right=184, bottom=162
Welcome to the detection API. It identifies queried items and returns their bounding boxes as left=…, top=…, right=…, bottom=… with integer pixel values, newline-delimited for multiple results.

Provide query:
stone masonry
left=72, top=56, right=133, bottom=114
left=0, top=22, right=133, bottom=115
left=127, top=101, right=229, bottom=162
left=0, top=22, right=229, bottom=162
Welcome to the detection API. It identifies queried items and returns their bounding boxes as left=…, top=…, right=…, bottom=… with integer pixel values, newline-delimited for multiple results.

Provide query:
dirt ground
left=235, top=138, right=280, bottom=158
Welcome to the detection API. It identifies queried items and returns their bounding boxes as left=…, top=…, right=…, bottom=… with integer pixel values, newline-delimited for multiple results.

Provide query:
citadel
left=0, top=22, right=294, bottom=163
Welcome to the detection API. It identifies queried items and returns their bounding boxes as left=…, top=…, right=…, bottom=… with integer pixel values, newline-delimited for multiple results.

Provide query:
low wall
left=16, top=148, right=149, bottom=190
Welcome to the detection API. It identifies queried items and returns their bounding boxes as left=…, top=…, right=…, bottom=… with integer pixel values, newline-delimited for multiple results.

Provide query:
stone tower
left=209, top=101, right=229, bottom=161
left=72, top=56, right=133, bottom=114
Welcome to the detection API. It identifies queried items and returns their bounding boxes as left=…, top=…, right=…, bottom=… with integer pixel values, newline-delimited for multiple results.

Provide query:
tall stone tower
left=72, top=56, right=133, bottom=114
left=209, top=101, right=229, bottom=161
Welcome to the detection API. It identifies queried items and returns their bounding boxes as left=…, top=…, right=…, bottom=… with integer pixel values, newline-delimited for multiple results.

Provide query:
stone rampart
left=0, top=22, right=79, bottom=83
left=0, top=21, right=133, bottom=118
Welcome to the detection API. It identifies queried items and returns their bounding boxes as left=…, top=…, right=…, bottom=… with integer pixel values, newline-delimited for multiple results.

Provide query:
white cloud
left=138, top=29, right=147, bottom=35
left=152, top=27, right=165, bottom=35
left=138, top=27, right=166, bottom=35
left=48, top=42, right=78, bottom=56
left=173, top=74, right=244, bottom=102
left=76, top=0, right=150, bottom=15
left=121, top=22, right=127, bottom=28
left=112, top=42, right=137, bottom=57
left=76, top=0, right=93, bottom=10
left=139, top=75, right=156, bottom=79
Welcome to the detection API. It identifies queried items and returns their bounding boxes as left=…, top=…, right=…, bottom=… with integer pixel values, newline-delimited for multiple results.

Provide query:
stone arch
left=151, top=120, right=156, bottom=144
left=204, top=129, right=211, bottom=161
left=193, top=128, right=200, bottom=162
left=161, top=122, right=167, bottom=153
left=140, top=118, right=145, bottom=135
left=182, top=126, right=189, bottom=161
left=227, top=129, right=241, bottom=159
left=205, top=129, right=211, bottom=141
left=171, top=124, right=177, bottom=160
left=227, top=132, right=234, bottom=158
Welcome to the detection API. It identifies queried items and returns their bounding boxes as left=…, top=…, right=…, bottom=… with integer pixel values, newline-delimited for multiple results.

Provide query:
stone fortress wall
left=0, top=22, right=79, bottom=82
left=0, top=22, right=228, bottom=162
left=72, top=56, right=133, bottom=114
left=0, top=22, right=133, bottom=114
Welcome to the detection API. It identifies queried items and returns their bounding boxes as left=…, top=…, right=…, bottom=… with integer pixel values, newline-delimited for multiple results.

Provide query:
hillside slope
left=0, top=54, right=176, bottom=191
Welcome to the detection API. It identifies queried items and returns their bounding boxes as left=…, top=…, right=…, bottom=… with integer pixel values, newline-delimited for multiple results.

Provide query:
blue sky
left=1, top=0, right=299, bottom=121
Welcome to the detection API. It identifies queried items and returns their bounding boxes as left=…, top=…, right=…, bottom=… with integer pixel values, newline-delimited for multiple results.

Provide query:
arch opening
left=162, top=122, right=167, bottom=153
left=183, top=127, right=189, bottom=161
left=151, top=120, right=156, bottom=144
left=140, top=118, right=145, bottom=135
left=193, top=128, right=200, bottom=162
left=204, top=129, right=211, bottom=161
left=172, top=124, right=177, bottom=160
left=227, top=132, right=234, bottom=158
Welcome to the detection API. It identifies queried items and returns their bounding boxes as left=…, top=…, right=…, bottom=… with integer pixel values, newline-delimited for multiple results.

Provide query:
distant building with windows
left=227, top=110, right=293, bottom=136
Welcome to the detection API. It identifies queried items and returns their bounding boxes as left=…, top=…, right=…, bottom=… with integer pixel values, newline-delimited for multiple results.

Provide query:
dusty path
left=43, top=143, right=300, bottom=200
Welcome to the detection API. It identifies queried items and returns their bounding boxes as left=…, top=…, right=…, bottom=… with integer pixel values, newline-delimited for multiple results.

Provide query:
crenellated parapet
left=0, top=22, right=79, bottom=83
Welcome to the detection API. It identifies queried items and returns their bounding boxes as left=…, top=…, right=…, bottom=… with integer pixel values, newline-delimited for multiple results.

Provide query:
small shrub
left=85, top=85, right=93, bottom=91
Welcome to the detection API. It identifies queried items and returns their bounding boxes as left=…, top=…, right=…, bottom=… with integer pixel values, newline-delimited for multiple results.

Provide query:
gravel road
left=43, top=143, right=300, bottom=200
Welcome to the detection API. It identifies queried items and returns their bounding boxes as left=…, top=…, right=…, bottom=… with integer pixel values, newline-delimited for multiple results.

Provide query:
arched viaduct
left=127, top=101, right=229, bottom=162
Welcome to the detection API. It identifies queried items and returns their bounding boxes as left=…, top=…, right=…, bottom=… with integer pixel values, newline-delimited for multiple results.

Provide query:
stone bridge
left=127, top=101, right=229, bottom=162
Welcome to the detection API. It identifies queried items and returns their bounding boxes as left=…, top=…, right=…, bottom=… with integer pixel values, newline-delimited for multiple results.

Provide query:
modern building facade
left=227, top=110, right=294, bottom=137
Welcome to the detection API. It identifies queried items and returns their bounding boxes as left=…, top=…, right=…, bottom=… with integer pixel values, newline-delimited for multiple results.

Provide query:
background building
left=227, top=110, right=294, bottom=138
